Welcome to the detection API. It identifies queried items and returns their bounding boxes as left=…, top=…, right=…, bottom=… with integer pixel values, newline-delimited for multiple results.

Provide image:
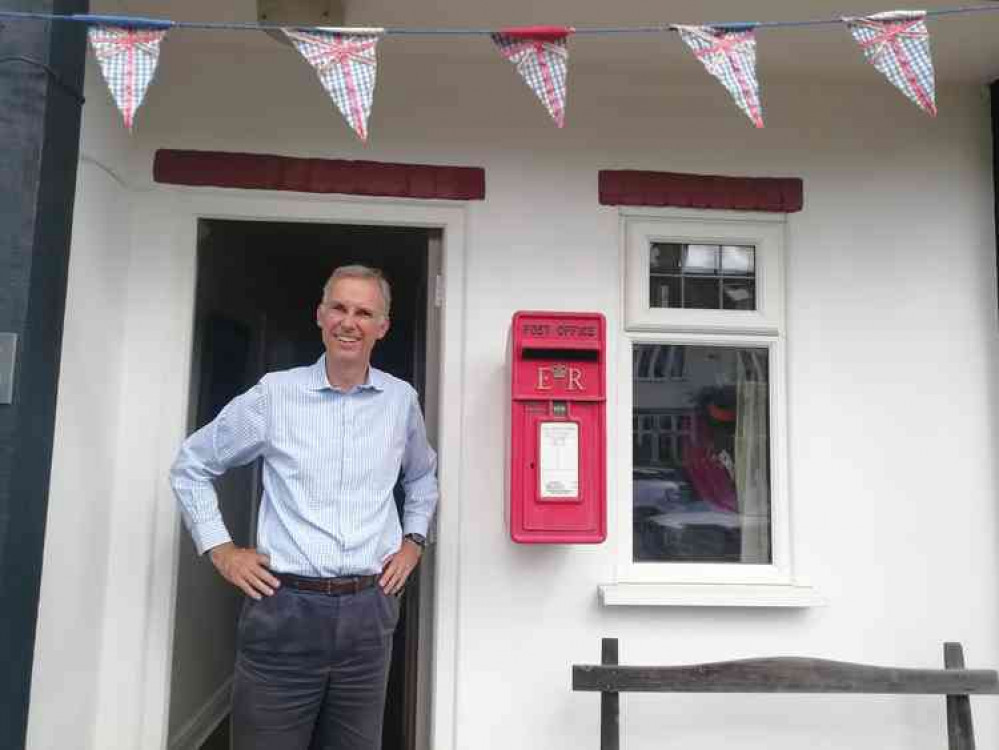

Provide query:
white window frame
left=604, top=208, right=820, bottom=607
left=624, top=209, right=784, bottom=334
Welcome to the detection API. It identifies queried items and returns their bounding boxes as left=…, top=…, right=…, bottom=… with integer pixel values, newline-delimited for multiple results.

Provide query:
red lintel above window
left=599, top=170, right=803, bottom=213
left=153, top=150, right=486, bottom=201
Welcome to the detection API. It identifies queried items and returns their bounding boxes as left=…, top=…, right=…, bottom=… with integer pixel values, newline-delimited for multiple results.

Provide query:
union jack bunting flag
left=284, top=29, right=383, bottom=141
left=491, top=27, right=572, bottom=127
left=674, top=25, right=764, bottom=129
left=88, top=25, right=169, bottom=131
left=844, top=11, right=936, bottom=116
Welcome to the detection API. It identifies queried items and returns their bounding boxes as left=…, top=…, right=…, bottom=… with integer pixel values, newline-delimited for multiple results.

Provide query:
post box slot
left=521, top=348, right=600, bottom=361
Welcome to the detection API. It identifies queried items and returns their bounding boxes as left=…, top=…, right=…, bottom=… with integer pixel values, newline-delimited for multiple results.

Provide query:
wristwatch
left=404, top=532, right=426, bottom=549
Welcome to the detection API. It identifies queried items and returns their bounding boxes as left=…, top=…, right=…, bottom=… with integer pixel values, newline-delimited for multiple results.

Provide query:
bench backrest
left=571, top=638, right=999, bottom=750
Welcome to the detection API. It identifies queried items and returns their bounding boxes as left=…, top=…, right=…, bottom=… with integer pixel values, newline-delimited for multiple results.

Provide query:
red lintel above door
left=153, top=149, right=486, bottom=201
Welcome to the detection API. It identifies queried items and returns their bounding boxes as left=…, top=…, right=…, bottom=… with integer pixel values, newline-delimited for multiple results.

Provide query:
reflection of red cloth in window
left=707, top=403, right=735, bottom=423
left=682, top=415, right=738, bottom=512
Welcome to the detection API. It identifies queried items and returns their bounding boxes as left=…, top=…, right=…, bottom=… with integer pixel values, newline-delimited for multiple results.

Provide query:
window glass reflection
left=721, top=245, right=755, bottom=273
left=683, top=245, right=719, bottom=274
left=649, top=243, right=757, bottom=311
left=633, top=344, right=771, bottom=564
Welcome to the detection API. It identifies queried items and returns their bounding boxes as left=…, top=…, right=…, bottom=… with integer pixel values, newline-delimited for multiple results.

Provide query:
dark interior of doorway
left=176, top=218, right=430, bottom=750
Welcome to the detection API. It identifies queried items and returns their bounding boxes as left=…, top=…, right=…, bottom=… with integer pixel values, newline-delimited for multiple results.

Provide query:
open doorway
left=166, top=219, right=439, bottom=750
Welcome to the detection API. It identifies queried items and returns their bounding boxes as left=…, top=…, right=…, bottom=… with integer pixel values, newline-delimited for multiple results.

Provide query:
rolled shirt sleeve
left=400, top=389, right=439, bottom=538
left=170, top=382, right=269, bottom=555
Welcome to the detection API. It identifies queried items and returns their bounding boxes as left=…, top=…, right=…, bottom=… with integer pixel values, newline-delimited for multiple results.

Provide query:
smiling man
left=170, top=265, right=438, bottom=750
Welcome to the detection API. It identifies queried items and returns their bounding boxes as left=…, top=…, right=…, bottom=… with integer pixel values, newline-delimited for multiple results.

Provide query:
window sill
left=599, top=582, right=824, bottom=608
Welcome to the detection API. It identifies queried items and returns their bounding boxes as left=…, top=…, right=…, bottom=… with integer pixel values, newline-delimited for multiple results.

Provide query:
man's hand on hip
left=209, top=542, right=281, bottom=600
left=379, top=539, right=422, bottom=595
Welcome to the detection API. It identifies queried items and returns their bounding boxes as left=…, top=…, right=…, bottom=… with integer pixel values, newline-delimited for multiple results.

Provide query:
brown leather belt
left=277, top=573, right=379, bottom=596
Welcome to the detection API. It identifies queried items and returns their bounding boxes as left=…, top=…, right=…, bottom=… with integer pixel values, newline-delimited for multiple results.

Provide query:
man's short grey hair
left=322, top=265, right=392, bottom=318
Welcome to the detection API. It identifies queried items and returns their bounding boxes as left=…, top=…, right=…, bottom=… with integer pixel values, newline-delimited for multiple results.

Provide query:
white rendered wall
left=25, top=52, right=137, bottom=750
left=33, top=30, right=999, bottom=750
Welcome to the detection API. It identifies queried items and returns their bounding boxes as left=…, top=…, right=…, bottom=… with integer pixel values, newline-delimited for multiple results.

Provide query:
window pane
left=684, top=277, right=720, bottom=309
left=721, top=245, right=755, bottom=274
left=682, top=245, right=719, bottom=274
left=635, top=344, right=686, bottom=382
left=649, top=276, right=681, bottom=309
left=650, top=243, right=683, bottom=273
left=632, top=344, right=771, bottom=564
left=647, top=242, right=757, bottom=311
left=722, top=279, right=756, bottom=310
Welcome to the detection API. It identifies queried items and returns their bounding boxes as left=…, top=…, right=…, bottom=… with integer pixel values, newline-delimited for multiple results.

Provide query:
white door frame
left=94, top=187, right=466, bottom=750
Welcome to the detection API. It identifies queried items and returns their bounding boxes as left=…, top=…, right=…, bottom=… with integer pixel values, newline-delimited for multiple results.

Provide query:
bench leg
left=601, top=638, right=620, bottom=750
left=945, top=642, right=975, bottom=750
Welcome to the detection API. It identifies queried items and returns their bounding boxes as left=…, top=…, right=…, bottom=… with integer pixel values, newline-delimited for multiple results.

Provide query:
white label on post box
left=539, top=421, right=579, bottom=499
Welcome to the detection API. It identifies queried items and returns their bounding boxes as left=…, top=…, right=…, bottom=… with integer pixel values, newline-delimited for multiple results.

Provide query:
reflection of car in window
left=633, top=374, right=771, bottom=562
left=632, top=466, right=687, bottom=513
left=633, top=502, right=746, bottom=562
left=634, top=464, right=756, bottom=562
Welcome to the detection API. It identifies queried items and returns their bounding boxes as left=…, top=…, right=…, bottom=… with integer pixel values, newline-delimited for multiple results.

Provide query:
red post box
left=508, top=311, right=606, bottom=544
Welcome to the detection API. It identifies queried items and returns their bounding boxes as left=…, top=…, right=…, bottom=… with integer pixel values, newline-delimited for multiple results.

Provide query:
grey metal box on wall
left=0, top=333, right=18, bottom=405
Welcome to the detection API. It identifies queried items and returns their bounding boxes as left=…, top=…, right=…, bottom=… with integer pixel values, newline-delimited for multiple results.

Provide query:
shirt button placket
left=332, top=394, right=344, bottom=489
left=340, top=397, right=349, bottom=487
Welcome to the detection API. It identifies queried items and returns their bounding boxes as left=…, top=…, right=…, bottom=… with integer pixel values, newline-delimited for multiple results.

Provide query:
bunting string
left=3, top=5, right=999, bottom=33
left=0, top=6, right=992, bottom=133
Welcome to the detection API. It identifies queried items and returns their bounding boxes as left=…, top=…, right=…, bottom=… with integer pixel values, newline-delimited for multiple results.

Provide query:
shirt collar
left=307, top=355, right=384, bottom=393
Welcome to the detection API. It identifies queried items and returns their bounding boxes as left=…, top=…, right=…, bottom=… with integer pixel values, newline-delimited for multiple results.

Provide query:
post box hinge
left=434, top=274, right=444, bottom=308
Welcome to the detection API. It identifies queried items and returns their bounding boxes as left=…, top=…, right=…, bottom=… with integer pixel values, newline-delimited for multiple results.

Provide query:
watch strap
left=404, top=532, right=426, bottom=548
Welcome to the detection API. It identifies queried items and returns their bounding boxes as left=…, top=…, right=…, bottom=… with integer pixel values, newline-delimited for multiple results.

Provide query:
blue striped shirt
left=170, top=356, right=438, bottom=577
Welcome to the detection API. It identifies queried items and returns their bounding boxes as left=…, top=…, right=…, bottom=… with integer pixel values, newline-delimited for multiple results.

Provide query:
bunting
left=492, top=27, right=572, bottom=127
left=844, top=11, right=936, bottom=116
left=24, top=6, right=965, bottom=137
left=284, top=28, right=383, bottom=141
left=674, top=25, right=764, bottom=129
left=87, top=25, right=168, bottom=131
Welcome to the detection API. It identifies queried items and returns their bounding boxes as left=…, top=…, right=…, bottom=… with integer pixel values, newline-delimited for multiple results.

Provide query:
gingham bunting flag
left=674, top=25, right=764, bottom=129
left=491, top=27, right=572, bottom=127
left=87, top=25, right=168, bottom=131
left=844, top=11, right=936, bottom=116
left=284, top=28, right=383, bottom=141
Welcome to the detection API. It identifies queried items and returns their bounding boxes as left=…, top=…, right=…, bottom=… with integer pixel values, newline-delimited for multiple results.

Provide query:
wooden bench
left=572, top=638, right=999, bottom=750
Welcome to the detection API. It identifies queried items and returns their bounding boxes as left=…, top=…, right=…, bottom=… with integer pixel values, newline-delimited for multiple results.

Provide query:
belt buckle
left=325, top=576, right=357, bottom=595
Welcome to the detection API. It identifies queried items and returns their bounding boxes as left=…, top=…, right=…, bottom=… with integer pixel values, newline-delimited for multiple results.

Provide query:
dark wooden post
left=945, top=642, right=976, bottom=750
left=0, top=3, right=88, bottom=748
left=600, top=638, right=620, bottom=750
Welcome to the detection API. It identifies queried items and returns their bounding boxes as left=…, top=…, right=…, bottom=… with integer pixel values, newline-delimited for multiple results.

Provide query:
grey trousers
left=231, top=583, right=400, bottom=750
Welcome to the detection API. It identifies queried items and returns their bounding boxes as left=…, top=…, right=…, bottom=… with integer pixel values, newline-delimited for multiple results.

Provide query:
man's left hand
left=379, top=539, right=422, bottom=595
